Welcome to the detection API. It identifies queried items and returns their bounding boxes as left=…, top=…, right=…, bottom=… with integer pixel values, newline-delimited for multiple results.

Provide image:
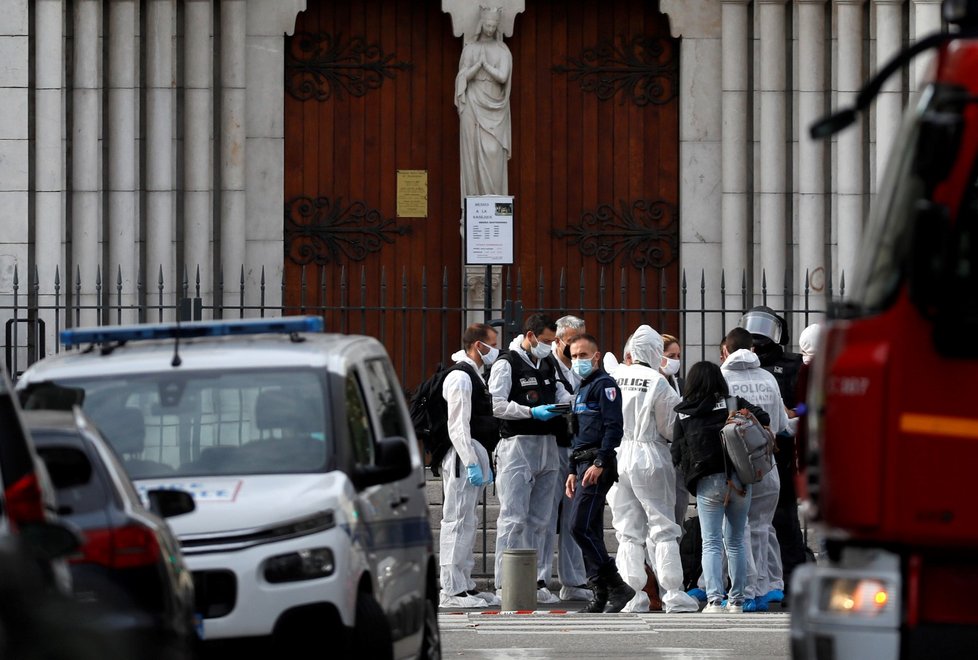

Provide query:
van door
left=359, top=358, right=427, bottom=652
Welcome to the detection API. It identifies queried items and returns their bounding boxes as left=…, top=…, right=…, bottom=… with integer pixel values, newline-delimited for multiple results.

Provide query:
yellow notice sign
left=397, top=170, right=428, bottom=218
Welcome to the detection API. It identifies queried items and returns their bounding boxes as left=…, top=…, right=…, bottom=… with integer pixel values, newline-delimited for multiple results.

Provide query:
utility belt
left=570, top=447, right=599, bottom=465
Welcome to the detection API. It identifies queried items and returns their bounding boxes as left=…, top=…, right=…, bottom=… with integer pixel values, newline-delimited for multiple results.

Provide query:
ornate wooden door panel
left=285, top=0, right=680, bottom=385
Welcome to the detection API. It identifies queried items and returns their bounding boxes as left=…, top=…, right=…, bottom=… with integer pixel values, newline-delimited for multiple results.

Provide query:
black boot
left=604, top=572, right=636, bottom=613
left=578, top=578, right=608, bottom=613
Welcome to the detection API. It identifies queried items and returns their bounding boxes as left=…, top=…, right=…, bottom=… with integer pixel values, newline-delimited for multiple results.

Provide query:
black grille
left=193, top=570, right=237, bottom=619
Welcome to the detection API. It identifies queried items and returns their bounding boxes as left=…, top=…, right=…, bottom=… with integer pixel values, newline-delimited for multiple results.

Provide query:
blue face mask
left=572, top=357, right=593, bottom=379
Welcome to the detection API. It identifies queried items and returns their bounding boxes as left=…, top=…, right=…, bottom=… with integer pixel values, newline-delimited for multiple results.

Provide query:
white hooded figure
left=606, top=325, right=700, bottom=613
left=721, top=346, right=790, bottom=601
left=798, top=323, right=822, bottom=365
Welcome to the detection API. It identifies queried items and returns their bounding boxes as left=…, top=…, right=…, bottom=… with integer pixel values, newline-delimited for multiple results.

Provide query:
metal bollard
left=501, top=548, right=537, bottom=611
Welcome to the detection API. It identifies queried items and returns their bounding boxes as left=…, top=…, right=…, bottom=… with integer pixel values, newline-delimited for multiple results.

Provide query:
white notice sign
left=465, top=195, right=514, bottom=265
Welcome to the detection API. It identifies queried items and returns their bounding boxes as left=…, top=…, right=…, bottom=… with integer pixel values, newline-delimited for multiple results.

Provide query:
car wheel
left=418, top=593, right=441, bottom=660
left=354, top=593, right=393, bottom=660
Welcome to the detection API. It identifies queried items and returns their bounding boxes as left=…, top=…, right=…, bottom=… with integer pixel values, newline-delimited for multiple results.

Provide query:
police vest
left=499, top=350, right=564, bottom=438
left=454, top=362, right=500, bottom=451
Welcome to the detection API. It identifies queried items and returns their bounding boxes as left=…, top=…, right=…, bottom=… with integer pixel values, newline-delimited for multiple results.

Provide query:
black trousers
left=569, top=463, right=616, bottom=581
left=773, top=432, right=808, bottom=593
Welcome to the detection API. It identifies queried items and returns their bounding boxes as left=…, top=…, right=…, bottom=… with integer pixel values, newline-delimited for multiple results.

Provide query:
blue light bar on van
left=60, top=316, right=324, bottom=348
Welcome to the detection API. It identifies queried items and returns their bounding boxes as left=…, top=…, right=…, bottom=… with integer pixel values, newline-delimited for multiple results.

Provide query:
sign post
left=465, top=195, right=515, bottom=323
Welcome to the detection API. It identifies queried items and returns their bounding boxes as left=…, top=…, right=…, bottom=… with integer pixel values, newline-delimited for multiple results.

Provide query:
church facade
left=0, top=0, right=944, bottom=375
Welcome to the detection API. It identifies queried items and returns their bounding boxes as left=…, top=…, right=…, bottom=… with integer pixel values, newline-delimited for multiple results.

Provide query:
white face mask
left=661, top=357, right=681, bottom=377
left=530, top=339, right=552, bottom=360
left=479, top=342, right=500, bottom=366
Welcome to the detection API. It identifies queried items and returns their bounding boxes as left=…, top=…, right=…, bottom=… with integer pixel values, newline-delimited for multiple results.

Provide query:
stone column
left=797, top=0, right=827, bottom=321
left=107, top=0, right=137, bottom=322
left=34, top=0, right=65, bottom=353
left=874, top=0, right=904, bottom=188
left=757, top=0, right=787, bottom=311
left=720, top=0, right=750, bottom=321
left=184, top=0, right=213, bottom=305
left=145, top=0, right=175, bottom=316
left=72, top=0, right=102, bottom=326
left=835, top=0, right=864, bottom=297
left=912, top=1, right=943, bottom=91
left=220, top=0, right=246, bottom=313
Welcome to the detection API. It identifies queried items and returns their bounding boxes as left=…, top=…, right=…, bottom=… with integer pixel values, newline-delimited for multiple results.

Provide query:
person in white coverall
left=720, top=327, right=790, bottom=609
left=606, top=325, right=700, bottom=613
left=490, top=313, right=572, bottom=603
left=537, top=315, right=590, bottom=601
left=439, top=323, right=503, bottom=608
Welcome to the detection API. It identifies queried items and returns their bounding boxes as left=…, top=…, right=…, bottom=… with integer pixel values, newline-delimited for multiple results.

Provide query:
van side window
left=346, top=374, right=375, bottom=465
left=362, top=359, right=409, bottom=440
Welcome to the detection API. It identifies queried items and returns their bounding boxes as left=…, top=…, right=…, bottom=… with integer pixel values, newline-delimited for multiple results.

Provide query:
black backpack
left=409, top=365, right=453, bottom=476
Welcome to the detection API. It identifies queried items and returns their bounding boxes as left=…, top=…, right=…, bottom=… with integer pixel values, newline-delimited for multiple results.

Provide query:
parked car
left=17, top=317, right=440, bottom=660
left=0, top=362, right=72, bottom=592
left=23, top=408, right=197, bottom=660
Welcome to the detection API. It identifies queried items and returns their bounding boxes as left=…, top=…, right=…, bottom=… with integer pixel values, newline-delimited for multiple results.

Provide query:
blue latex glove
left=531, top=404, right=559, bottom=421
left=466, top=463, right=484, bottom=486
left=794, top=402, right=808, bottom=417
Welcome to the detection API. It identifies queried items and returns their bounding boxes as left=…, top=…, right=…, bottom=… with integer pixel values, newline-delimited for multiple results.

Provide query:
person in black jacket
left=671, top=361, right=771, bottom=614
left=564, top=333, right=635, bottom=613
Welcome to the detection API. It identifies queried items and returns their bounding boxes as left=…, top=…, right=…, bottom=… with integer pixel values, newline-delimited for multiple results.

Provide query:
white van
left=17, top=317, right=440, bottom=659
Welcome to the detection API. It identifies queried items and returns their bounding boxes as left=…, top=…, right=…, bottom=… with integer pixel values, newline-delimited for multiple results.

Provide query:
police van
left=16, top=317, right=439, bottom=659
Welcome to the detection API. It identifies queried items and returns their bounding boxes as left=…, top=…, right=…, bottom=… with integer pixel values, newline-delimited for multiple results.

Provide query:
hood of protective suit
left=799, top=323, right=821, bottom=363
left=722, top=347, right=760, bottom=370
left=628, top=325, right=664, bottom=368
left=509, top=333, right=524, bottom=350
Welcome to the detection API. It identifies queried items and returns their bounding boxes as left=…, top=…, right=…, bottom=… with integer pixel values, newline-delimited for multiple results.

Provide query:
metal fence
left=1, top=262, right=837, bottom=382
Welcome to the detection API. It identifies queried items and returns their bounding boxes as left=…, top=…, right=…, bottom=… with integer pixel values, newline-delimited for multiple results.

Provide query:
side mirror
left=19, top=521, right=82, bottom=560
left=147, top=489, right=196, bottom=518
left=914, top=109, right=964, bottom=189
left=354, top=436, right=413, bottom=489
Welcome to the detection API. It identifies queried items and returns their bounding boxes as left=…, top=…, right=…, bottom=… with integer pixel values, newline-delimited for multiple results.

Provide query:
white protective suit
left=607, top=325, right=700, bottom=613
left=537, top=340, right=587, bottom=592
left=489, top=341, right=573, bottom=591
left=438, top=352, right=497, bottom=605
left=721, top=348, right=790, bottom=600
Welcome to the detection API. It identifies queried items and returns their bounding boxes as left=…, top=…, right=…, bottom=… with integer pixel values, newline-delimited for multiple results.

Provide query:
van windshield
left=40, top=369, right=330, bottom=479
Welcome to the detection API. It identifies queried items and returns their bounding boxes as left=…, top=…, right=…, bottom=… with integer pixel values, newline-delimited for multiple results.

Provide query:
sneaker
left=537, top=587, right=560, bottom=604
left=467, top=590, right=501, bottom=607
left=687, top=588, right=708, bottom=602
left=702, top=600, right=724, bottom=614
left=764, top=589, right=785, bottom=603
left=559, top=585, right=593, bottom=601
left=726, top=600, right=744, bottom=614
left=439, top=592, right=489, bottom=609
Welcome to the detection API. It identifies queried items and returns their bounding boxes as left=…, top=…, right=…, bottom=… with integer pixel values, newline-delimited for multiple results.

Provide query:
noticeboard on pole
left=464, top=195, right=514, bottom=265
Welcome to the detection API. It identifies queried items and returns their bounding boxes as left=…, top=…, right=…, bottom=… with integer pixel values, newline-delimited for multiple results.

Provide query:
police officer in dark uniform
left=739, top=305, right=808, bottom=603
left=564, top=333, right=635, bottom=613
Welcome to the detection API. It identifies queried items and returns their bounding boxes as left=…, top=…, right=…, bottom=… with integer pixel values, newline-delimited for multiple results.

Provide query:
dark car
left=24, top=408, right=198, bottom=660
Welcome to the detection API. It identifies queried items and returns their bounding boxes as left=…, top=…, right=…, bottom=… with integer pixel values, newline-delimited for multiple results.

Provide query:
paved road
left=440, top=611, right=791, bottom=659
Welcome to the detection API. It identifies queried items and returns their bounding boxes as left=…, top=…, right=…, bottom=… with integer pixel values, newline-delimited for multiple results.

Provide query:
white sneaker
left=537, top=587, right=560, bottom=604
left=558, top=585, right=592, bottom=601
left=439, top=592, right=489, bottom=609
left=702, top=600, right=724, bottom=614
left=726, top=601, right=744, bottom=614
left=469, top=590, right=500, bottom=607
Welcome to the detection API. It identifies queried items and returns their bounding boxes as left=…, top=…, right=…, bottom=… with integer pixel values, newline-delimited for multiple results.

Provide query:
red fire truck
left=792, top=2, right=978, bottom=658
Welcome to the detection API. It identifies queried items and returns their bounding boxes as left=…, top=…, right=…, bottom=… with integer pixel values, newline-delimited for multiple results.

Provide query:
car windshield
left=38, top=368, right=330, bottom=479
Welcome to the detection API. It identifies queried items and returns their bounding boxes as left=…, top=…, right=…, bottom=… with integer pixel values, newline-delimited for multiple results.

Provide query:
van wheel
left=354, top=593, right=393, bottom=660
left=418, top=593, right=441, bottom=660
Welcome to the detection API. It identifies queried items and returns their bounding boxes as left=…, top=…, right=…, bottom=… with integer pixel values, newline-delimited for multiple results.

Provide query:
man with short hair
left=489, top=314, right=572, bottom=603
left=565, top=333, right=635, bottom=613
left=721, top=326, right=790, bottom=611
left=539, top=315, right=590, bottom=601
left=438, top=323, right=503, bottom=608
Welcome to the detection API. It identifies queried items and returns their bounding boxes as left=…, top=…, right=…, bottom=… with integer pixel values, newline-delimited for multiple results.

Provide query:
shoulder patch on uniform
left=604, top=387, right=617, bottom=402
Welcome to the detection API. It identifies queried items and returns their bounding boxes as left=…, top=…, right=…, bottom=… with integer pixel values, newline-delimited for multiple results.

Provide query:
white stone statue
left=454, top=6, right=513, bottom=202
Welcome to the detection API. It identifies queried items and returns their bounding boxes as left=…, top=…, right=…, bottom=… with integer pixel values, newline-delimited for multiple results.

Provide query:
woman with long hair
left=671, top=361, right=770, bottom=613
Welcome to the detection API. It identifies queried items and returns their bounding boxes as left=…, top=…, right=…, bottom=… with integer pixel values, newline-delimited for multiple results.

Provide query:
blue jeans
left=696, top=472, right=752, bottom=604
